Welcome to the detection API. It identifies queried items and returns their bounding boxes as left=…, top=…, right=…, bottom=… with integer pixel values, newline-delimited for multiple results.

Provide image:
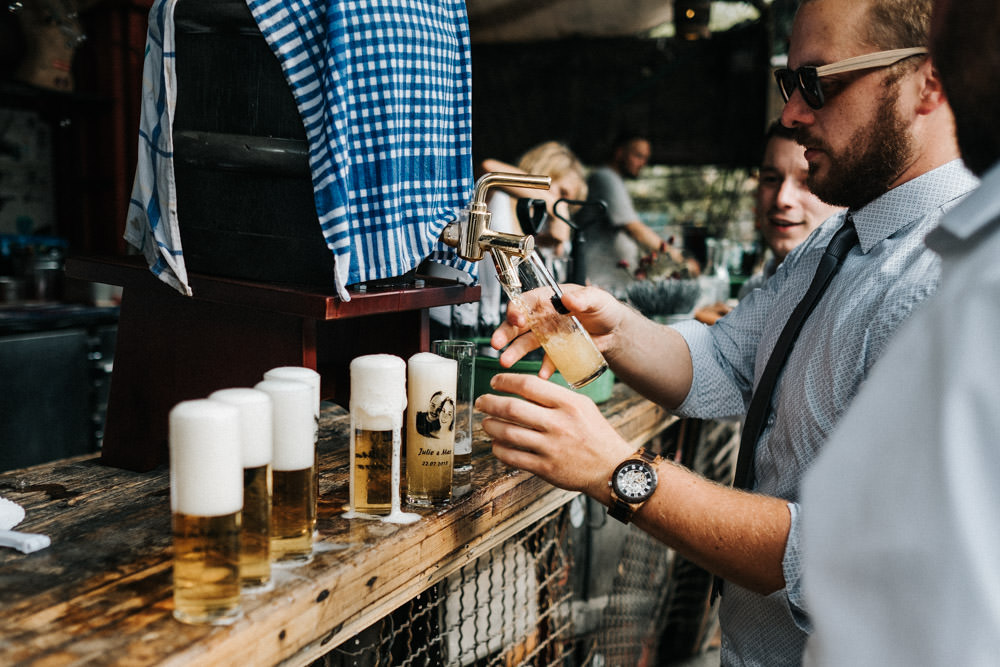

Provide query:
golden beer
left=271, top=466, right=316, bottom=562
left=511, top=292, right=608, bottom=388
left=352, top=428, right=394, bottom=513
left=406, top=351, right=456, bottom=506
left=172, top=510, right=242, bottom=625
left=241, top=464, right=271, bottom=588
left=169, top=399, right=244, bottom=625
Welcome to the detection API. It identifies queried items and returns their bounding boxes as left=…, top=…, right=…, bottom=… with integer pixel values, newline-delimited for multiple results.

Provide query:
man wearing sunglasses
left=475, top=0, right=976, bottom=665
left=802, top=0, right=1000, bottom=662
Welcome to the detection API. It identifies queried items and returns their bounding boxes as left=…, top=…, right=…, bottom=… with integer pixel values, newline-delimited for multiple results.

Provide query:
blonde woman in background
left=475, top=141, right=588, bottom=329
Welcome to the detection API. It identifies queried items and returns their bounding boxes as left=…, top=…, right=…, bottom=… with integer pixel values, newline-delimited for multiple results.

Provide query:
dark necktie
left=732, top=217, right=859, bottom=490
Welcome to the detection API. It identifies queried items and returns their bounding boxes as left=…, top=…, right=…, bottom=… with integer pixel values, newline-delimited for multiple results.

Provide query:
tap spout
left=440, top=171, right=551, bottom=262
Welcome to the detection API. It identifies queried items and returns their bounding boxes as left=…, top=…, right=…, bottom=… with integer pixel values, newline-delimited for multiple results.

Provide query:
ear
left=914, top=58, right=948, bottom=115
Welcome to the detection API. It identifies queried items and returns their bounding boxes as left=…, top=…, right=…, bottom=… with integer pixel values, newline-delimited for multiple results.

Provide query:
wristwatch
left=608, top=448, right=662, bottom=524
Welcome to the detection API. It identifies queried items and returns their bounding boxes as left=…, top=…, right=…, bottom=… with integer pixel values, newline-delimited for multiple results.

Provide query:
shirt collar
left=936, top=160, right=1000, bottom=240
left=848, top=159, right=979, bottom=253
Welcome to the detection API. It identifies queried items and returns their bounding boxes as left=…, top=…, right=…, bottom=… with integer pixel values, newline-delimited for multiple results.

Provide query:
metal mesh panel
left=317, top=509, right=575, bottom=667
left=313, top=419, right=736, bottom=667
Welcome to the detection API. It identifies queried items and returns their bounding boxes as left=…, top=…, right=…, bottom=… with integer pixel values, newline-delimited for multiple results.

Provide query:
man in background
left=584, top=133, right=682, bottom=291
left=696, top=121, right=843, bottom=324
left=802, top=0, right=1000, bottom=663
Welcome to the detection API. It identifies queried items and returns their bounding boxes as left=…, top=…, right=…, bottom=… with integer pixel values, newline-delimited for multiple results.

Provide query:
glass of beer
left=349, top=354, right=406, bottom=516
left=169, top=399, right=243, bottom=625
left=209, top=388, right=273, bottom=592
left=262, top=366, right=321, bottom=531
left=498, top=251, right=608, bottom=388
left=255, top=379, right=316, bottom=564
left=430, top=339, right=475, bottom=474
left=406, top=352, right=457, bottom=506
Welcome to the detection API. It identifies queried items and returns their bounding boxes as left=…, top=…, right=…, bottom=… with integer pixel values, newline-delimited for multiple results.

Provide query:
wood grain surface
left=0, top=383, right=672, bottom=666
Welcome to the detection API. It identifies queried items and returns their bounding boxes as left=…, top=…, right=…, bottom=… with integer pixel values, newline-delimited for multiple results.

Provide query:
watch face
left=613, top=460, right=657, bottom=503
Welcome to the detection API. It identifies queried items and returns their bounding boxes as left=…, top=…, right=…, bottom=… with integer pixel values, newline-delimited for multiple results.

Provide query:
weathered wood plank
left=0, top=382, right=673, bottom=666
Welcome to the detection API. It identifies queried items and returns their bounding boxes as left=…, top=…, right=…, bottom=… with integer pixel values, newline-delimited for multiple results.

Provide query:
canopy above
left=466, top=0, right=674, bottom=43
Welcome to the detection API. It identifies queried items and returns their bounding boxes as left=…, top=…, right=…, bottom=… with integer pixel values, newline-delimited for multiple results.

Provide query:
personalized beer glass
left=430, top=340, right=475, bottom=474
left=255, top=379, right=316, bottom=564
left=348, top=354, right=406, bottom=516
left=406, top=352, right=457, bottom=506
left=498, top=251, right=608, bottom=388
left=209, top=387, right=273, bottom=592
left=169, top=399, right=243, bottom=625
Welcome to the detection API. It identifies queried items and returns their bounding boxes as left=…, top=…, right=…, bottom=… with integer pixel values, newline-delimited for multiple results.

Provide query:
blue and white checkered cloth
left=126, top=0, right=476, bottom=300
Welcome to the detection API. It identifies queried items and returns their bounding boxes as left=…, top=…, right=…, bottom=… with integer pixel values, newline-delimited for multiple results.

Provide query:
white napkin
left=0, top=496, right=51, bottom=554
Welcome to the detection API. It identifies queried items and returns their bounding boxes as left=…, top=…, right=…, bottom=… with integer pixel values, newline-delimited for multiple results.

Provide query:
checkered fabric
left=125, top=0, right=475, bottom=300
left=670, top=159, right=978, bottom=666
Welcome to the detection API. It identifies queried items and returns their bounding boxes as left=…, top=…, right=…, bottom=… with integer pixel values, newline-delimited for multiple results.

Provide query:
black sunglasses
left=774, top=47, right=928, bottom=110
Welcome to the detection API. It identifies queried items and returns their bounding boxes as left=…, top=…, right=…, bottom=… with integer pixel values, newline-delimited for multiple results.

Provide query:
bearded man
left=474, top=0, right=977, bottom=664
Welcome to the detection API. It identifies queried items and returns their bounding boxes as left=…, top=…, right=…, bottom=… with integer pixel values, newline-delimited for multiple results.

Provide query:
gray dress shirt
left=670, top=159, right=978, bottom=666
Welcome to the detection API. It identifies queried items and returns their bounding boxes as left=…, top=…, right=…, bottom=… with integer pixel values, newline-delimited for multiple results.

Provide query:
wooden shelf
left=65, top=255, right=480, bottom=471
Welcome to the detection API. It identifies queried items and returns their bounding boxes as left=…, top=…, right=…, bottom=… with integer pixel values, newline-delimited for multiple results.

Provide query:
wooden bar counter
left=0, top=383, right=673, bottom=666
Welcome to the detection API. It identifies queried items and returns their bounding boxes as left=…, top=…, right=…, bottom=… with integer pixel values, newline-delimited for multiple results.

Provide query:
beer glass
left=209, top=387, right=273, bottom=592
left=255, top=379, right=316, bottom=564
left=169, top=399, right=243, bottom=625
left=430, top=339, right=475, bottom=474
left=498, top=251, right=608, bottom=388
left=406, top=352, right=457, bottom=506
left=263, top=366, right=321, bottom=532
left=349, top=354, right=407, bottom=517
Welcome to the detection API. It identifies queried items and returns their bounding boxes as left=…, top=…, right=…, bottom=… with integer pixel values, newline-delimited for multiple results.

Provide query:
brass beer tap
left=439, top=172, right=551, bottom=288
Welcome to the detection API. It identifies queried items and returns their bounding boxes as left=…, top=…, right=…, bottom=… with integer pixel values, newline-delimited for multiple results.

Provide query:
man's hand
left=491, top=284, right=629, bottom=377
left=475, top=373, right=633, bottom=499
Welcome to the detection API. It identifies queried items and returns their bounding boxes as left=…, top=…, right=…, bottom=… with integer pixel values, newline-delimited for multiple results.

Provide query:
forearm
left=603, top=312, right=694, bottom=409
left=598, top=458, right=791, bottom=594
left=625, top=220, right=665, bottom=252
left=478, top=373, right=789, bottom=595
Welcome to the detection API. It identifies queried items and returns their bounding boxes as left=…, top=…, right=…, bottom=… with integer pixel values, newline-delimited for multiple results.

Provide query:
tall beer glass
left=349, top=354, right=406, bottom=516
left=498, top=251, right=608, bottom=388
left=263, top=366, right=321, bottom=529
left=209, top=387, right=273, bottom=592
left=169, top=399, right=243, bottom=625
left=406, top=352, right=457, bottom=506
left=430, top=340, right=475, bottom=474
left=255, top=379, right=316, bottom=564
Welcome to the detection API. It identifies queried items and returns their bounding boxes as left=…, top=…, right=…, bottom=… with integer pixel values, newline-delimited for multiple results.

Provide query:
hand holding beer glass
left=495, top=251, right=607, bottom=388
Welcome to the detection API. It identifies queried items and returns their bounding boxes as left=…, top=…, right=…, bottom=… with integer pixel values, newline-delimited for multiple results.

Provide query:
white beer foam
left=169, top=399, right=243, bottom=516
left=254, top=379, right=315, bottom=472
left=263, top=366, right=321, bottom=419
left=208, top=387, right=273, bottom=469
left=407, top=352, right=457, bottom=408
left=350, top=354, right=407, bottom=421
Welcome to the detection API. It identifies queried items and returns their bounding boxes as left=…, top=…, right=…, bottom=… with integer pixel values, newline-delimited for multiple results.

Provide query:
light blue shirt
left=802, top=161, right=1000, bottom=666
left=670, top=159, right=978, bottom=666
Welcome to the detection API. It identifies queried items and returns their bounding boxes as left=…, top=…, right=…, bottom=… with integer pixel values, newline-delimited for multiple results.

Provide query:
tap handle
left=515, top=198, right=547, bottom=234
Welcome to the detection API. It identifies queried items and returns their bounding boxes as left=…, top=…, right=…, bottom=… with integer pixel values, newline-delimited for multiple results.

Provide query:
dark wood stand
left=66, top=256, right=479, bottom=472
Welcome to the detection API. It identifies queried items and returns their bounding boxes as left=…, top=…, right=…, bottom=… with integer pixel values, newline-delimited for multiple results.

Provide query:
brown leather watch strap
left=608, top=448, right=661, bottom=524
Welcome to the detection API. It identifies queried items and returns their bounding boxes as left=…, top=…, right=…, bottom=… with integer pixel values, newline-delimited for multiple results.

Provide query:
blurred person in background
left=584, top=132, right=686, bottom=292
